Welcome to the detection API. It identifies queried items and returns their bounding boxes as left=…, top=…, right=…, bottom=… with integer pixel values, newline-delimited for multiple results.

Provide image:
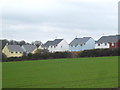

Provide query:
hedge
left=2, top=48, right=120, bottom=62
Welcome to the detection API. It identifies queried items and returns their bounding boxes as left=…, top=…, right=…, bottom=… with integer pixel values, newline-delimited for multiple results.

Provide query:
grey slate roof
left=96, top=35, right=120, bottom=43
left=42, top=39, right=63, bottom=47
left=69, top=37, right=91, bottom=46
left=22, top=45, right=37, bottom=53
left=7, top=45, right=24, bottom=52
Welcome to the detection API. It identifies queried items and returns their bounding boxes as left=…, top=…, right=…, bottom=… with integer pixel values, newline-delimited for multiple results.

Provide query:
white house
left=42, top=39, right=69, bottom=52
left=69, top=37, right=95, bottom=51
left=95, top=35, right=120, bottom=49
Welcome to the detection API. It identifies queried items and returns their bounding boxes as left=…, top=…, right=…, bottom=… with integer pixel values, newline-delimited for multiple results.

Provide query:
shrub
left=78, top=48, right=120, bottom=57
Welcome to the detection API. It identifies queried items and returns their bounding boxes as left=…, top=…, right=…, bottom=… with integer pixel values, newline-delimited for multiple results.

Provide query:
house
left=95, top=35, right=120, bottom=49
left=37, top=45, right=42, bottom=50
left=2, top=45, right=24, bottom=57
left=21, top=45, right=37, bottom=54
left=42, top=39, right=69, bottom=52
left=69, top=37, right=95, bottom=51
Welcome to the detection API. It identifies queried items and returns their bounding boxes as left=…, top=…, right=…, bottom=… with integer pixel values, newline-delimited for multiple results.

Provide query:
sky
left=0, top=0, right=119, bottom=43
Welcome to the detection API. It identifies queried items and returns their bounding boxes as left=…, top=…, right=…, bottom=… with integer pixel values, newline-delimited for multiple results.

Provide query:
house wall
left=2, top=46, right=23, bottom=58
left=48, top=40, right=69, bottom=52
left=32, top=48, right=38, bottom=54
left=117, top=40, right=120, bottom=48
left=69, top=38, right=95, bottom=51
left=109, top=40, right=120, bottom=48
left=38, top=45, right=42, bottom=49
left=109, top=42, right=116, bottom=48
left=95, top=42, right=109, bottom=49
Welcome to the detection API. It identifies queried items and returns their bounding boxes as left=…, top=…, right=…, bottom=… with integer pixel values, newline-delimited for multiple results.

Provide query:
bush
left=78, top=48, right=120, bottom=57
left=52, top=52, right=72, bottom=59
left=2, top=53, right=7, bottom=62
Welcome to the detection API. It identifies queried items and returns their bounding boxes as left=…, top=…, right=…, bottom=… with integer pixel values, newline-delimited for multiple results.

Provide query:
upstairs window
left=61, top=46, right=63, bottom=48
left=11, top=52, right=13, bottom=53
left=75, top=44, right=78, bottom=47
left=98, top=44, right=100, bottom=46
left=81, top=44, right=82, bottom=46
left=105, top=43, right=107, bottom=46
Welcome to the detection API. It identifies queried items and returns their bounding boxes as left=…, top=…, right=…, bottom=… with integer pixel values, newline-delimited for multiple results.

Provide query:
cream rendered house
left=2, top=45, right=24, bottom=58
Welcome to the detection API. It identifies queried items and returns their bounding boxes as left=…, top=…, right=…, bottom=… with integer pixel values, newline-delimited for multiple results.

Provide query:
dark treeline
left=1, top=39, right=42, bottom=49
left=2, top=48, right=120, bottom=62
left=1, top=39, right=31, bottom=49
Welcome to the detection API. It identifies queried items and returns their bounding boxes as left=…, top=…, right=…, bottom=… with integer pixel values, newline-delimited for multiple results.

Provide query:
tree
left=2, top=53, right=7, bottom=62
left=28, top=53, right=33, bottom=57
left=19, top=40, right=26, bottom=46
left=31, top=41, right=43, bottom=47
left=1, top=39, right=9, bottom=49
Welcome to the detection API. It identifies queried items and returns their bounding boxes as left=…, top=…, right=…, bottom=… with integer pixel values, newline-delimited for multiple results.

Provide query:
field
left=2, top=56, right=118, bottom=88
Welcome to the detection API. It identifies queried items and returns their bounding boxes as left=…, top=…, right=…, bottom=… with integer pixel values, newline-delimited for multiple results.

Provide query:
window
left=16, top=52, right=17, bottom=53
left=51, top=46, right=52, bottom=48
left=84, top=43, right=85, bottom=45
left=105, top=43, right=107, bottom=46
left=98, top=44, right=100, bottom=46
left=112, top=43, right=115, bottom=46
left=71, top=45, right=73, bottom=47
left=75, top=44, right=78, bottom=47
left=11, top=52, right=13, bottom=53
left=54, top=46, right=56, bottom=48
left=61, top=46, right=62, bottom=48
left=81, top=44, right=82, bottom=46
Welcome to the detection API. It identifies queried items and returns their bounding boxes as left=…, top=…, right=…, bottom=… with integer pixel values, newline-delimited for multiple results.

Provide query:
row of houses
left=2, top=35, right=120, bottom=58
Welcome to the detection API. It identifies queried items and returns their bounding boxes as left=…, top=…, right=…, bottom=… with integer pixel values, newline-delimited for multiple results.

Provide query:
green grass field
left=2, top=56, right=118, bottom=88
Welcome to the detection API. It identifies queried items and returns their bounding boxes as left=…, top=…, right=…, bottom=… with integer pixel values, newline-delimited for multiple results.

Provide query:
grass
left=2, top=56, right=118, bottom=88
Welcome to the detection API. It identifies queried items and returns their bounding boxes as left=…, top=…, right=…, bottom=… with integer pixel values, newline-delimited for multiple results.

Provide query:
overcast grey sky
left=0, top=0, right=119, bottom=43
